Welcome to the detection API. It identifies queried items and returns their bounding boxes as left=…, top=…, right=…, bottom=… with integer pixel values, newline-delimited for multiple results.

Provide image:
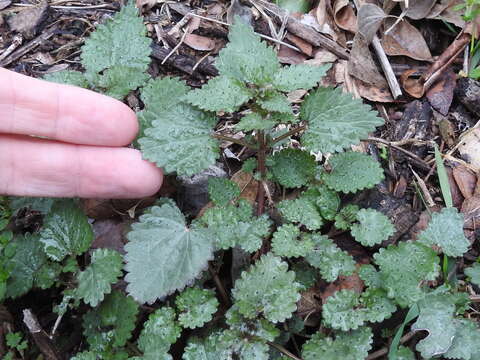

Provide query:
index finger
left=0, top=67, right=139, bottom=146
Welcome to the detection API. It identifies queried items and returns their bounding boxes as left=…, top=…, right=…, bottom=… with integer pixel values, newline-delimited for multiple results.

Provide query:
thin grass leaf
left=435, top=144, right=453, bottom=208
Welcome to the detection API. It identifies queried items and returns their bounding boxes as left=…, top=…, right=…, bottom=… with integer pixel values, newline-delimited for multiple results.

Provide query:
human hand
left=0, top=67, right=163, bottom=198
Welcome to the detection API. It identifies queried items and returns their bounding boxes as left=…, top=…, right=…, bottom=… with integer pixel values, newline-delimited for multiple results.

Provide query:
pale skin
left=0, top=67, right=163, bottom=198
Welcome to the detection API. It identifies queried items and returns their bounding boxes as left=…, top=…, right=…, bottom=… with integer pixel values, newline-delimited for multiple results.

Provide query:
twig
left=267, top=341, right=302, bottom=360
left=256, top=131, right=267, bottom=216
left=250, top=0, right=349, bottom=59
left=0, top=34, right=22, bottom=63
left=208, top=264, right=230, bottom=306
left=371, top=36, right=403, bottom=99
left=212, top=134, right=253, bottom=148
left=162, top=25, right=189, bottom=65
left=186, top=12, right=300, bottom=52
left=366, top=137, right=431, bottom=171
left=23, top=309, right=63, bottom=360
left=0, top=27, right=56, bottom=67
left=271, top=125, right=306, bottom=144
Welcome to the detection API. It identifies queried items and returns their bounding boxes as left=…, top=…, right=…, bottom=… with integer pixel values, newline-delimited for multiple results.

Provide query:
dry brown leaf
left=348, top=34, right=388, bottom=87
left=426, top=69, right=456, bottom=115
left=0, top=0, right=11, bottom=10
left=452, top=165, right=477, bottom=199
left=400, top=69, right=425, bottom=98
left=446, top=166, right=465, bottom=208
left=357, top=3, right=386, bottom=43
left=184, top=33, right=216, bottom=51
left=402, top=0, right=437, bottom=19
left=136, top=0, right=158, bottom=9
left=354, top=78, right=394, bottom=102
left=7, top=0, right=49, bottom=39
left=285, top=34, right=313, bottom=56
left=231, top=170, right=258, bottom=204
left=382, top=18, right=433, bottom=61
left=320, top=272, right=364, bottom=304
left=278, top=45, right=308, bottom=64
left=92, top=219, right=130, bottom=255
left=333, top=0, right=357, bottom=33
left=461, top=194, right=480, bottom=230
left=458, top=128, right=480, bottom=171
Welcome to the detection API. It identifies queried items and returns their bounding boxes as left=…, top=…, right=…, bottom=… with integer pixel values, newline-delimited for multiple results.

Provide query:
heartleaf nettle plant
left=11, top=4, right=476, bottom=359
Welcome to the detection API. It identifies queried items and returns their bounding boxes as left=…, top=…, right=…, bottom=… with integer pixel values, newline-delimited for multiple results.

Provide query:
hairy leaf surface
left=272, top=64, right=330, bottom=92
left=40, top=200, right=93, bottom=261
left=277, top=198, right=323, bottom=230
left=44, top=71, right=89, bottom=87
left=207, top=178, right=241, bottom=206
left=321, top=152, right=384, bottom=193
left=236, top=113, right=276, bottom=131
left=465, top=262, right=480, bottom=286
left=374, top=241, right=440, bottom=307
left=175, top=287, right=219, bottom=329
left=76, top=249, right=123, bottom=307
left=301, top=87, right=384, bottom=153
left=271, top=224, right=313, bottom=258
left=216, top=19, right=279, bottom=85
left=444, top=319, right=480, bottom=360
left=267, top=149, right=316, bottom=188
left=185, top=76, right=253, bottom=113
left=302, top=327, right=373, bottom=360
left=418, top=207, right=469, bottom=257
left=351, top=209, right=395, bottom=246
left=232, top=253, right=301, bottom=323
left=305, top=234, right=355, bottom=282
left=139, top=103, right=219, bottom=176
left=125, top=203, right=214, bottom=303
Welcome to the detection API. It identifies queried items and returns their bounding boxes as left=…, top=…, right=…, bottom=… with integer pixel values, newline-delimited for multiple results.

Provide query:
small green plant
left=2, top=3, right=476, bottom=359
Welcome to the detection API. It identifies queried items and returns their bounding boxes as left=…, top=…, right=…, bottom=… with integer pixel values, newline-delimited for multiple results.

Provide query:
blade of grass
left=388, top=304, right=419, bottom=360
left=435, top=144, right=453, bottom=208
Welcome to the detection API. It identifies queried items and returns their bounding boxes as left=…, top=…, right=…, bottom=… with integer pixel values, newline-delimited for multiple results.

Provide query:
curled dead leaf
left=401, top=0, right=437, bottom=20
left=357, top=3, right=386, bottom=43
left=184, top=33, right=216, bottom=51
left=382, top=18, right=433, bottom=61
left=333, top=0, right=357, bottom=33
left=400, top=69, right=425, bottom=98
left=452, top=165, right=477, bottom=199
left=458, top=128, right=480, bottom=171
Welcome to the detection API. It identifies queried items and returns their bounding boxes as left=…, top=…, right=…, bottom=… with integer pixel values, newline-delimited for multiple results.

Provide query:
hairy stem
left=212, top=134, right=253, bottom=148
left=256, top=131, right=267, bottom=216
left=271, top=125, right=306, bottom=144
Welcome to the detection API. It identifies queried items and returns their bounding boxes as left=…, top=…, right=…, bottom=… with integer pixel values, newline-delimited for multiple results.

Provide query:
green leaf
left=395, top=346, right=415, bottom=360
left=305, top=234, right=356, bottom=282
left=257, top=91, right=292, bottom=114
left=465, top=262, right=480, bottom=286
left=96, top=65, right=149, bottom=100
left=125, top=203, right=214, bottom=303
left=34, top=262, right=61, bottom=289
left=137, top=77, right=189, bottom=144
left=39, top=200, right=93, bottom=261
left=444, top=319, right=480, bottom=360
left=207, top=178, right=241, bottom=206
left=232, top=253, right=301, bottom=323
left=300, top=87, right=384, bottom=153
left=44, top=70, right=89, bottom=88
left=141, top=77, right=189, bottom=113
left=435, top=144, right=453, bottom=208
left=312, top=185, right=340, bottom=220
left=334, top=204, right=360, bottom=230
left=418, top=207, right=470, bottom=257
left=199, top=200, right=271, bottom=252
left=321, top=152, right=384, bottom=193
left=139, top=103, right=219, bottom=176
left=137, top=307, right=181, bottom=356
left=226, top=305, right=280, bottom=342
left=271, top=224, right=314, bottom=258
left=6, top=233, right=58, bottom=298
left=267, top=149, right=316, bottom=188
left=236, top=112, right=276, bottom=131
left=351, top=209, right=395, bottom=246
left=277, top=198, right=323, bottom=230
left=322, top=289, right=395, bottom=331
left=291, top=261, right=318, bottom=290
left=302, top=327, right=373, bottom=360
left=374, top=241, right=440, bottom=307
left=216, top=19, right=279, bottom=85
left=8, top=197, right=55, bottom=215
left=411, top=295, right=457, bottom=358
left=185, top=76, right=253, bottom=113
left=76, top=249, right=123, bottom=307
left=71, top=351, right=97, bottom=360
left=83, top=290, right=139, bottom=351
left=175, top=287, right=219, bottom=329
left=358, top=264, right=382, bottom=289
left=80, top=2, right=151, bottom=96
left=272, top=64, right=330, bottom=92
left=388, top=304, right=419, bottom=360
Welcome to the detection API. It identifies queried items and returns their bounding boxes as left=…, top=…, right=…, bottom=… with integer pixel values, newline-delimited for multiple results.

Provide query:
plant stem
left=271, top=125, right=306, bottom=144
left=267, top=341, right=302, bottom=360
left=208, top=263, right=231, bottom=307
left=212, top=134, right=253, bottom=148
left=256, top=131, right=267, bottom=216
